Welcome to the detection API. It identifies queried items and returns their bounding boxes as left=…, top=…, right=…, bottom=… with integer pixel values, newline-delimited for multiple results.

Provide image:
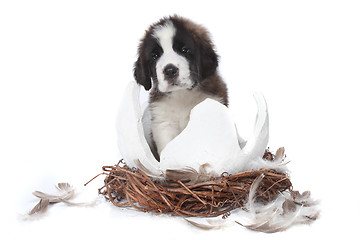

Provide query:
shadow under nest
left=98, top=150, right=292, bottom=218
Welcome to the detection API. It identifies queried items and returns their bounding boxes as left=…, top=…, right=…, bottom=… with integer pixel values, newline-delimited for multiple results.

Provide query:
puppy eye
left=152, top=52, right=160, bottom=61
left=181, top=46, right=190, bottom=54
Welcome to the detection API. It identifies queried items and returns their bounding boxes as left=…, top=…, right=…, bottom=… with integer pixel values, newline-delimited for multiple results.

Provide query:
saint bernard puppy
left=134, top=15, right=228, bottom=160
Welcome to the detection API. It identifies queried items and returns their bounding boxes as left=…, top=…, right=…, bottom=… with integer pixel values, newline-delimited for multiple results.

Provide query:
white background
left=1, top=0, right=359, bottom=239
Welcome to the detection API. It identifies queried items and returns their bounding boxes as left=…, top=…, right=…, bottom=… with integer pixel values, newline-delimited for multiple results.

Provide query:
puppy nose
left=163, top=64, right=179, bottom=79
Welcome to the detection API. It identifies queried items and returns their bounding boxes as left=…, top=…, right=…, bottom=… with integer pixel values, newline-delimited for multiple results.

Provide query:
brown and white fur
left=134, top=16, right=228, bottom=160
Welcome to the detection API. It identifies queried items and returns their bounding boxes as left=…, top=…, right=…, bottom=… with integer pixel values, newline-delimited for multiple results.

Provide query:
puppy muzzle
left=163, top=64, right=179, bottom=83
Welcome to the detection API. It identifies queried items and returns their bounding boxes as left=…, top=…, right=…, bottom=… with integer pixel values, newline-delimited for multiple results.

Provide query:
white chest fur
left=150, top=88, right=222, bottom=155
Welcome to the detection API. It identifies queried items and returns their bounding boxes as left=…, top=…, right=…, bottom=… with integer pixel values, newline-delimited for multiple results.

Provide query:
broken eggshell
left=160, top=98, right=241, bottom=175
left=116, top=82, right=161, bottom=178
left=116, top=82, right=270, bottom=179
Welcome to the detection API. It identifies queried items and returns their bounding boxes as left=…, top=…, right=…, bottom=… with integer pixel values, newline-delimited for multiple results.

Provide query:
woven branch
left=98, top=153, right=292, bottom=217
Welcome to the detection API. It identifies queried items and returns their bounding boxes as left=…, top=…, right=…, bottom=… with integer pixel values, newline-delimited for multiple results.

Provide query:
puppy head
left=134, top=16, right=218, bottom=92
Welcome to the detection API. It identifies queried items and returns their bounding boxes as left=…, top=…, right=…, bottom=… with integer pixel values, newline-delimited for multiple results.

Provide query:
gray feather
left=28, top=182, right=95, bottom=216
left=166, top=163, right=215, bottom=184
left=238, top=177, right=320, bottom=233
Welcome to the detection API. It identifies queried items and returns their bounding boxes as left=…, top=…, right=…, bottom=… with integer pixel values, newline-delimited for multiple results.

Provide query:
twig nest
left=116, top=82, right=279, bottom=180
left=100, top=161, right=292, bottom=217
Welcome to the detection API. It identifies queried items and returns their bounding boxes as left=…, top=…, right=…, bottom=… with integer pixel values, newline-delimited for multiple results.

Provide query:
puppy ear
left=199, top=40, right=219, bottom=80
left=134, top=56, right=152, bottom=91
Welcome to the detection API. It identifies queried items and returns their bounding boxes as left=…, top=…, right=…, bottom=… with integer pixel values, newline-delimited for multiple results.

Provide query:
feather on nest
left=95, top=148, right=319, bottom=232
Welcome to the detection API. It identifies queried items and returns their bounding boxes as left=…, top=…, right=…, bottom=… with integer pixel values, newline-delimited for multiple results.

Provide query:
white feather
left=237, top=178, right=320, bottom=233
left=248, top=173, right=265, bottom=216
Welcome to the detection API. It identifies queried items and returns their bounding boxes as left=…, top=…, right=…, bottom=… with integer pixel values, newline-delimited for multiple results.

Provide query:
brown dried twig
left=95, top=150, right=292, bottom=217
